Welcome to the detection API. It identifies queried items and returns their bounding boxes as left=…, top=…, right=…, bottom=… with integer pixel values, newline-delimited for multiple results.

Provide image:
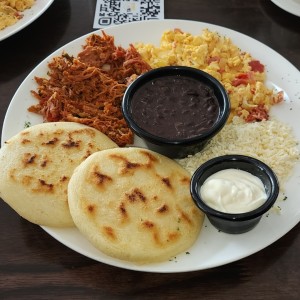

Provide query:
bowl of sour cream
left=190, top=155, right=279, bottom=234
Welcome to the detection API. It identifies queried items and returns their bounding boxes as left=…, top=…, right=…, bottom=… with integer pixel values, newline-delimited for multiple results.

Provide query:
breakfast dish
left=270, top=0, right=300, bottom=17
left=0, top=0, right=54, bottom=41
left=1, top=20, right=300, bottom=272
left=0, top=0, right=35, bottom=30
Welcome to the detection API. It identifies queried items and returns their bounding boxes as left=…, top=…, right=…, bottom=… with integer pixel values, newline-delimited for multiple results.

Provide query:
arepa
left=68, top=147, right=204, bottom=263
left=0, top=122, right=118, bottom=227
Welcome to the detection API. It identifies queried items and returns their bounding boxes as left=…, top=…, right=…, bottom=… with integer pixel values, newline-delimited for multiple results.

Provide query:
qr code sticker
left=93, top=0, right=164, bottom=29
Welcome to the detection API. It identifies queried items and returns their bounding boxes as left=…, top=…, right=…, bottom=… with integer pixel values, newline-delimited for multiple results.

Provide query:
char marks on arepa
left=68, top=147, right=204, bottom=264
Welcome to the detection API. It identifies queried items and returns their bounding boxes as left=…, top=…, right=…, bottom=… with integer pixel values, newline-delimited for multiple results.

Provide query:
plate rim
left=0, top=0, right=55, bottom=42
left=270, top=0, right=300, bottom=17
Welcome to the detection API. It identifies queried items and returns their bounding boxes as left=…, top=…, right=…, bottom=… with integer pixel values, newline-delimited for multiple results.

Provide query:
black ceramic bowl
left=190, top=155, right=279, bottom=234
left=122, top=66, right=230, bottom=158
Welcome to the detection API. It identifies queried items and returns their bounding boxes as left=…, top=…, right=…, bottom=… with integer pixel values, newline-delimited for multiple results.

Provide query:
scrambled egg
left=135, top=29, right=283, bottom=122
left=0, top=0, right=35, bottom=30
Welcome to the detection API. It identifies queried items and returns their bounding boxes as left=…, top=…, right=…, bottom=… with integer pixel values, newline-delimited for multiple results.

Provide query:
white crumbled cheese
left=177, top=117, right=300, bottom=197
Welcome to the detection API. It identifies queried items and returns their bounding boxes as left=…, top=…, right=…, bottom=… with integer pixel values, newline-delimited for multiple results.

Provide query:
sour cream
left=200, top=169, right=267, bottom=213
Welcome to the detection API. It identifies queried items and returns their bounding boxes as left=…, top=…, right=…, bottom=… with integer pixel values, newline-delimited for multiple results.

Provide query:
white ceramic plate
left=2, top=20, right=300, bottom=273
left=0, top=0, right=54, bottom=42
left=270, top=0, right=300, bottom=17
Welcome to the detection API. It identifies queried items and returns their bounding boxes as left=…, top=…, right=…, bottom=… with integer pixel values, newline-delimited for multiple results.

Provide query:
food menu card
left=93, top=0, right=164, bottom=28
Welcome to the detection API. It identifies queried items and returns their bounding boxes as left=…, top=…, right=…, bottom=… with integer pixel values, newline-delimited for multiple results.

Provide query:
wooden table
left=1, top=1, right=300, bottom=298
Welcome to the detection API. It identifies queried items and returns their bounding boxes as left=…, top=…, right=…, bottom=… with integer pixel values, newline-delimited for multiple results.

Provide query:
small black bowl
left=190, top=155, right=279, bottom=234
left=122, top=66, right=230, bottom=159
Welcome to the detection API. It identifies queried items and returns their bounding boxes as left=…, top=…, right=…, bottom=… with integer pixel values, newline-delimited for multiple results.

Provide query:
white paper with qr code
left=93, top=0, right=164, bottom=29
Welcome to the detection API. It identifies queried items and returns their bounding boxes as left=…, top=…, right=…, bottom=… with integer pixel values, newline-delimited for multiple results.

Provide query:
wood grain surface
left=0, top=1, right=299, bottom=299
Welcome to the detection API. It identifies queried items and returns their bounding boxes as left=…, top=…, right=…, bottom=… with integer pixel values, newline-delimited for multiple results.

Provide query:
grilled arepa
left=0, top=122, right=118, bottom=227
left=68, top=147, right=204, bottom=263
